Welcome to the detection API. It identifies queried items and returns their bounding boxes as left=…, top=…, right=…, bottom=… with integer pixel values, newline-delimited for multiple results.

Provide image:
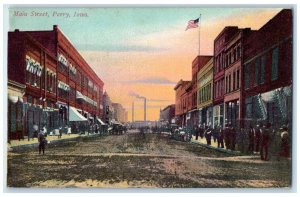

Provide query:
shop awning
left=69, top=106, right=88, bottom=121
left=8, top=95, right=18, bottom=104
left=96, top=117, right=106, bottom=125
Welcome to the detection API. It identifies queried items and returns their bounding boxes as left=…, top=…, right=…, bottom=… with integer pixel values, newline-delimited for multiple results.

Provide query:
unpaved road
left=7, top=131, right=291, bottom=188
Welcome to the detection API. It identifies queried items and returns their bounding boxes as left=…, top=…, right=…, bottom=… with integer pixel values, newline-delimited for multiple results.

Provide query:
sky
left=8, top=7, right=285, bottom=121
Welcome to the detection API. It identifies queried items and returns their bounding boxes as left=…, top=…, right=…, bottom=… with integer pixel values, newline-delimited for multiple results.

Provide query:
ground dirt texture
left=7, top=131, right=291, bottom=188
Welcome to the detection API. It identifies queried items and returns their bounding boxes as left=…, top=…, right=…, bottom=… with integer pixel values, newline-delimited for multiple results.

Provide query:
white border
left=1, top=0, right=299, bottom=196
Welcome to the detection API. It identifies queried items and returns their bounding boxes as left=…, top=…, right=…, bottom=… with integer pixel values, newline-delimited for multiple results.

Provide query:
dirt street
left=7, top=131, right=291, bottom=188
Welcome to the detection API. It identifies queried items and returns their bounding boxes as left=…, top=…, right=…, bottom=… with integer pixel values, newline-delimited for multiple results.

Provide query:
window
left=260, top=55, right=266, bottom=84
left=237, top=45, right=241, bottom=59
left=233, top=71, right=236, bottom=90
left=237, top=69, right=240, bottom=89
left=245, top=63, right=250, bottom=89
left=228, top=74, right=231, bottom=92
left=254, top=58, right=260, bottom=86
left=272, top=47, right=279, bottom=81
left=225, top=76, right=228, bottom=93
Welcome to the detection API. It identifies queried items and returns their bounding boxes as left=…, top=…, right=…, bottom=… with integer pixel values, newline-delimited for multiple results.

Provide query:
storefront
left=212, top=104, right=224, bottom=128
left=244, top=85, right=292, bottom=129
left=225, top=100, right=240, bottom=127
left=199, top=105, right=213, bottom=127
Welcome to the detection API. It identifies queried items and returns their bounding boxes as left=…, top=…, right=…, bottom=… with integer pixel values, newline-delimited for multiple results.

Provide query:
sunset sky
left=8, top=7, right=285, bottom=121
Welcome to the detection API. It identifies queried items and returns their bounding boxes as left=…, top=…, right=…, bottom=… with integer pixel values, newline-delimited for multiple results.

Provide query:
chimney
left=132, top=102, right=134, bottom=122
left=144, top=98, right=146, bottom=124
left=53, top=25, right=58, bottom=30
left=15, top=29, right=20, bottom=32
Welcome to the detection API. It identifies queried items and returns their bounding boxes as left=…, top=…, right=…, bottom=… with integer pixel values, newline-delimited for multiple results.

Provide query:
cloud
left=75, top=43, right=166, bottom=52
left=128, top=91, right=172, bottom=102
left=147, top=98, right=173, bottom=102
left=125, top=77, right=177, bottom=85
left=128, top=91, right=146, bottom=99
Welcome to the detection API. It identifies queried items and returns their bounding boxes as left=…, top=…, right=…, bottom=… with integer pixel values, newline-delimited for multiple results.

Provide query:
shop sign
left=58, top=53, right=77, bottom=75
left=76, top=90, right=97, bottom=106
left=26, top=55, right=43, bottom=77
left=58, top=80, right=70, bottom=91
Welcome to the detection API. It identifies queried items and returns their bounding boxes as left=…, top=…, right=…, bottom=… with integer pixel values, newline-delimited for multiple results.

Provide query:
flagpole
left=198, top=14, right=201, bottom=56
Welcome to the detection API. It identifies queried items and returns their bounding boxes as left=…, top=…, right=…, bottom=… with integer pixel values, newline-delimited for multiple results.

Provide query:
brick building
left=242, top=9, right=293, bottom=129
left=213, top=26, right=240, bottom=128
left=174, top=80, right=191, bottom=127
left=197, top=57, right=214, bottom=127
left=7, top=25, right=104, bottom=140
left=112, top=102, right=127, bottom=124
left=159, top=104, right=175, bottom=124
left=222, top=27, right=253, bottom=128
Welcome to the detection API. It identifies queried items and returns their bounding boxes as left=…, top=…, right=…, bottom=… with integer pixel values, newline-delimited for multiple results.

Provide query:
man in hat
left=280, top=125, right=290, bottom=158
left=260, top=122, right=271, bottom=161
left=248, top=125, right=255, bottom=154
left=224, top=123, right=230, bottom=150
left=255, top=123, right=262, bottom=153
left=217, top=125, right=224, bottom=148
left=38, top=129, right=47, bottom=155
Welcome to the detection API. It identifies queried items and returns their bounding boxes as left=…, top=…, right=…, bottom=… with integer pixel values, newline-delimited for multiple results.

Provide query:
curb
left=8, top=134, right=102, bottom=151
left=190, top=140, right=242, bottom=156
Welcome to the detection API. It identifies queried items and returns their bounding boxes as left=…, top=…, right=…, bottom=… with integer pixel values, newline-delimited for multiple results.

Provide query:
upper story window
left=25, top=55, right=42, bottom=88
left=271, top=47, right=279, bottom=81
left=46, top=69, right=56, bottom=93
left=245, top=63, right=251, bottom=89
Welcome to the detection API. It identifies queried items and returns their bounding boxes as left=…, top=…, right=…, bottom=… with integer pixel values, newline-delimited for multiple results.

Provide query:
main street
left=7, top=131, right=291, bottom=188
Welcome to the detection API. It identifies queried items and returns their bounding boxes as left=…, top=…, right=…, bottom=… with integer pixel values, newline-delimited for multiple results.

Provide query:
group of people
left=193, top=122, right=291, bottom=161
left=194, top=123, right=237, bottom=150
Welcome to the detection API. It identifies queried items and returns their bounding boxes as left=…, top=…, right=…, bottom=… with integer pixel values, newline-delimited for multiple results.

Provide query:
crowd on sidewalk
left=193, top=122, right=291, bottom=161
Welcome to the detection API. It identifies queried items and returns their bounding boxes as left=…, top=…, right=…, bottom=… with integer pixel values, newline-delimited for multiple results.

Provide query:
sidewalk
left=7, top=132, right=100, bottom=150
left=190, top=135, right=241, bottom=155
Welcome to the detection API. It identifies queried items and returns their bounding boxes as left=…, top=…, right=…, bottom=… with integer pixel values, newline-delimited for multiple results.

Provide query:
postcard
left=5, top=6, right=293, bottom=189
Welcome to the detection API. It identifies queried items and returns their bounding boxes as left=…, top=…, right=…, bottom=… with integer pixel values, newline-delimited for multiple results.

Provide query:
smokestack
left=144, top=98, right=146, bottom=123
left=132, top=102, right=134, bottom=122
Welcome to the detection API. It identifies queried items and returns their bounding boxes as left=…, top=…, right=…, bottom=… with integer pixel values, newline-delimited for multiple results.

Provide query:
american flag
left=185, top=18, right=199, bottom=31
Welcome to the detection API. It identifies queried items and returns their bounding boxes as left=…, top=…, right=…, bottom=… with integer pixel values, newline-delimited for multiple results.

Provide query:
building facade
left=174, top=80, right=191, bottom=127
left=102, top=91, right=114, bottom=124
left=223, top=28, right=253, bottom=128
left=8, top=25, right=104, bottom=140
left=159, top=104, right=175, bottom=125
left=242, top=9, right=292, bottom=129
left=197, top=57, right=214, bottom=127
left=213, top=26, right=240, bottom=128
left=112, top=102, right=127, bottom=124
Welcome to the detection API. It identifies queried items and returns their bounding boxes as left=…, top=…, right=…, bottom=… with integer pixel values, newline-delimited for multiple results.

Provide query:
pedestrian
left=42, top=124, right=47, bottom=137
left=248, top=125, right=255, bottom=154
left=255, top=123, right=262, bottom=153
left=224, top=124, right=230, bottom=150
left=260, top=122, right=271, bottom=161
left=229, top=124, right=236, bottom=151
left=38, top=130, right=47, bottom=155
left=212, top=124, right=218, bottom=143
left=199, top=124, right=204, bottom=139
left=217, top=125, right=224, bottom=148
left=280, top=125, right=290, bottom=158
left=58, top=127, right=63, bottom=138
left=194, top=125, right=199, bottom=140
left=33, top=124, right=39, bottom=140
left=204, top=126, right=212, bottom=145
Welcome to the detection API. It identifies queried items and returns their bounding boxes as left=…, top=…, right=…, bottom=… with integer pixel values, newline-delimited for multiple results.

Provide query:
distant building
left=102, top=91, right=114, bottom=124
left=197, top=57, right=214, bottom=127
left=174, top=80, right=191, bottom=127
left=159, top=104, right=175, bottom=124
left=112, top=102, right=127, bottom=123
